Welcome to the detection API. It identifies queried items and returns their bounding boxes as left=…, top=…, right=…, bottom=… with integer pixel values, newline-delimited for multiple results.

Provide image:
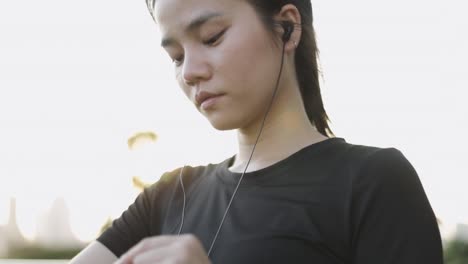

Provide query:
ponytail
left=295, top=21, right=334, bottom=137
left=248, top=0, right=334, bottom=137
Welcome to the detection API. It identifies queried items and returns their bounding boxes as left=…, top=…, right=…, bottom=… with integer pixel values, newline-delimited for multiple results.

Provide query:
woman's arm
left=69, top=241, right=118, bottom=264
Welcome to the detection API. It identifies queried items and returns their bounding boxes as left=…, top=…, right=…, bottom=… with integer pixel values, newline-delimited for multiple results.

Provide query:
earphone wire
left=206, top=39, right=289, bottom=256
left=177, top=166, right=187, bottom=235
left=175, top=30, right=289, bottom=256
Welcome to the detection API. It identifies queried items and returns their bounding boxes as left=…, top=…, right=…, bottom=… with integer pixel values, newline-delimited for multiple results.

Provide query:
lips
left=195, top=91, right=223, bottom=107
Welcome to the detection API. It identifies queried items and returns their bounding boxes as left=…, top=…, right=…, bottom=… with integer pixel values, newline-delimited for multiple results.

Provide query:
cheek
left=217, top=31, right=276, bottom=92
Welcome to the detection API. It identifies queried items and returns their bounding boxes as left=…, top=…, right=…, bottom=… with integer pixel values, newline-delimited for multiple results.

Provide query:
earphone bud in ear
left=281, top=21, right=294, bottom=43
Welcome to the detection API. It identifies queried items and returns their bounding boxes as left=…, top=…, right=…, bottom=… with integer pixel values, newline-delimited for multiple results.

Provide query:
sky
left=0, top=0, right=467, bottom=242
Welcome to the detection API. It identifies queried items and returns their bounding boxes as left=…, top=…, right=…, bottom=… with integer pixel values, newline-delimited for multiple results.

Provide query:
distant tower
left=5, top=198, right=24, bottom=246
left=36, top=197, right=80, bottom=248
left=8, top=198, right=17, bottom=228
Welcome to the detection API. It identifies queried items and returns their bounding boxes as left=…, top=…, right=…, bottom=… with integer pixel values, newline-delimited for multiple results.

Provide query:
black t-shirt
left=97, top=137, right=443, bottom=263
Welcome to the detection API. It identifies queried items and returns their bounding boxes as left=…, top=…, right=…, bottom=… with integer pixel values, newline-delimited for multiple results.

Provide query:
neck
left=230, top=88, right=329, bottom=173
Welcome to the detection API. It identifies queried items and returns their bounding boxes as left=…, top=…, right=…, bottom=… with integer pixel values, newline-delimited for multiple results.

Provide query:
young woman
left=71, top=0, right=443, bottom=263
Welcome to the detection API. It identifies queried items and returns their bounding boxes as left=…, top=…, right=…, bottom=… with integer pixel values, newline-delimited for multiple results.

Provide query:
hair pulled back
left=248, top=0, right=333, bottom=137
left=145, top=0, right=333, bottom=137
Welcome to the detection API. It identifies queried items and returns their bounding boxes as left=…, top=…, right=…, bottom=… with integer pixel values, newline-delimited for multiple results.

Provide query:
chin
left=204, top=113, right=241, bottom=131
left=208, top=120, right=237, bottom=131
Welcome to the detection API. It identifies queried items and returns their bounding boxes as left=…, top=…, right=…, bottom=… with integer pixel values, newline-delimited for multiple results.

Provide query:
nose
left=181, top=50, right=212, bottom=86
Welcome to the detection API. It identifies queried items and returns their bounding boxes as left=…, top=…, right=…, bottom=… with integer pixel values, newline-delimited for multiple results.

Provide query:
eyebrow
left=161, top=12, right=224, bottom=48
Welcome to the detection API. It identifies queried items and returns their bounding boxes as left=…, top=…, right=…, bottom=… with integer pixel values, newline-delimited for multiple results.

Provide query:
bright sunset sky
left=0, top=0, right=467, bottom=242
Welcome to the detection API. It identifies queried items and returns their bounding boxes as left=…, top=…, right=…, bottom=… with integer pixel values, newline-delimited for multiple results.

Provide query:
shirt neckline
left=215, top=137, right=346, bottom=185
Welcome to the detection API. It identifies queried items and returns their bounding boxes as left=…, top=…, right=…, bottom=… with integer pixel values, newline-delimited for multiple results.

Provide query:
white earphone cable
left=177, top=37, right=289, bottom=258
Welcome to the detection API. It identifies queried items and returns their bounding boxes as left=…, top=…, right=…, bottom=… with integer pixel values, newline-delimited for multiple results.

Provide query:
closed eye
left=172, top=55, right=184, bottom=67
left=203, top=29, right=227, bottom=46
left=169, top=28, right=227, bottom=67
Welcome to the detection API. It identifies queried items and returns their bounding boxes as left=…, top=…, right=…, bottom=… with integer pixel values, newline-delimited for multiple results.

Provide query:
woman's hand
left=114, top=234, right=211, bottom=264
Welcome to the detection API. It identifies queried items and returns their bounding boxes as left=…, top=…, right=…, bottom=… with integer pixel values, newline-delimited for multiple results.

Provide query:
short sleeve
left=350, top=148, right=443, bottom=263
left=96, top=185, right=154, bottom=257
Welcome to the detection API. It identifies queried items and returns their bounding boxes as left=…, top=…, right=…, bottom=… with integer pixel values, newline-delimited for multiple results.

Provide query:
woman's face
left=155, top=0, right=282, bottom=130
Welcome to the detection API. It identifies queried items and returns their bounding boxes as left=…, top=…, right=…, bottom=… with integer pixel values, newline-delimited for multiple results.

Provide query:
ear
left=274, top=4, right=302, bottom=52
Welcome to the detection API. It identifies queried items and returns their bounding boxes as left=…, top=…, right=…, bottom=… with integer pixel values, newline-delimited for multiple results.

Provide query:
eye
left=203, top=29, right=227, bottom=46
left=171, top=55, right=184, bottom=67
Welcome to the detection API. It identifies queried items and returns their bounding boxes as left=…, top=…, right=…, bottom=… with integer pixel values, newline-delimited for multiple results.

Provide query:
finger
left=132, top=235, right=208, bottom=264
left=132, top=245, right=177, bottom=264
left=115, top=235, right=180, bottom=264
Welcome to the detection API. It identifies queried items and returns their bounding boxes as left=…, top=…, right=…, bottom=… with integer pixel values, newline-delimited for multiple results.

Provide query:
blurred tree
left=444, top=239, right=468, bottom=264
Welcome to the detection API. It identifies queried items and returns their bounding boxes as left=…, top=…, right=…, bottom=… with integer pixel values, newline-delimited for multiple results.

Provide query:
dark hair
left=145, top=0, right=333, bottom=137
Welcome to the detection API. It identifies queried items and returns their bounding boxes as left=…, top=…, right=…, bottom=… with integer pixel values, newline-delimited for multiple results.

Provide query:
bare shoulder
left=69, top=240, right=118, bottom=264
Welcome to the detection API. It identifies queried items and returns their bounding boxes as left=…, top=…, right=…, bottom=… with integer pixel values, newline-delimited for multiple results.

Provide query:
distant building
left=35, top=197, right=81, bottom=249
left=0, top=197, right=84, bottom=257
left=0, top=198, right=26, bottom=257
left=0, top=234, right=7, bottom=257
